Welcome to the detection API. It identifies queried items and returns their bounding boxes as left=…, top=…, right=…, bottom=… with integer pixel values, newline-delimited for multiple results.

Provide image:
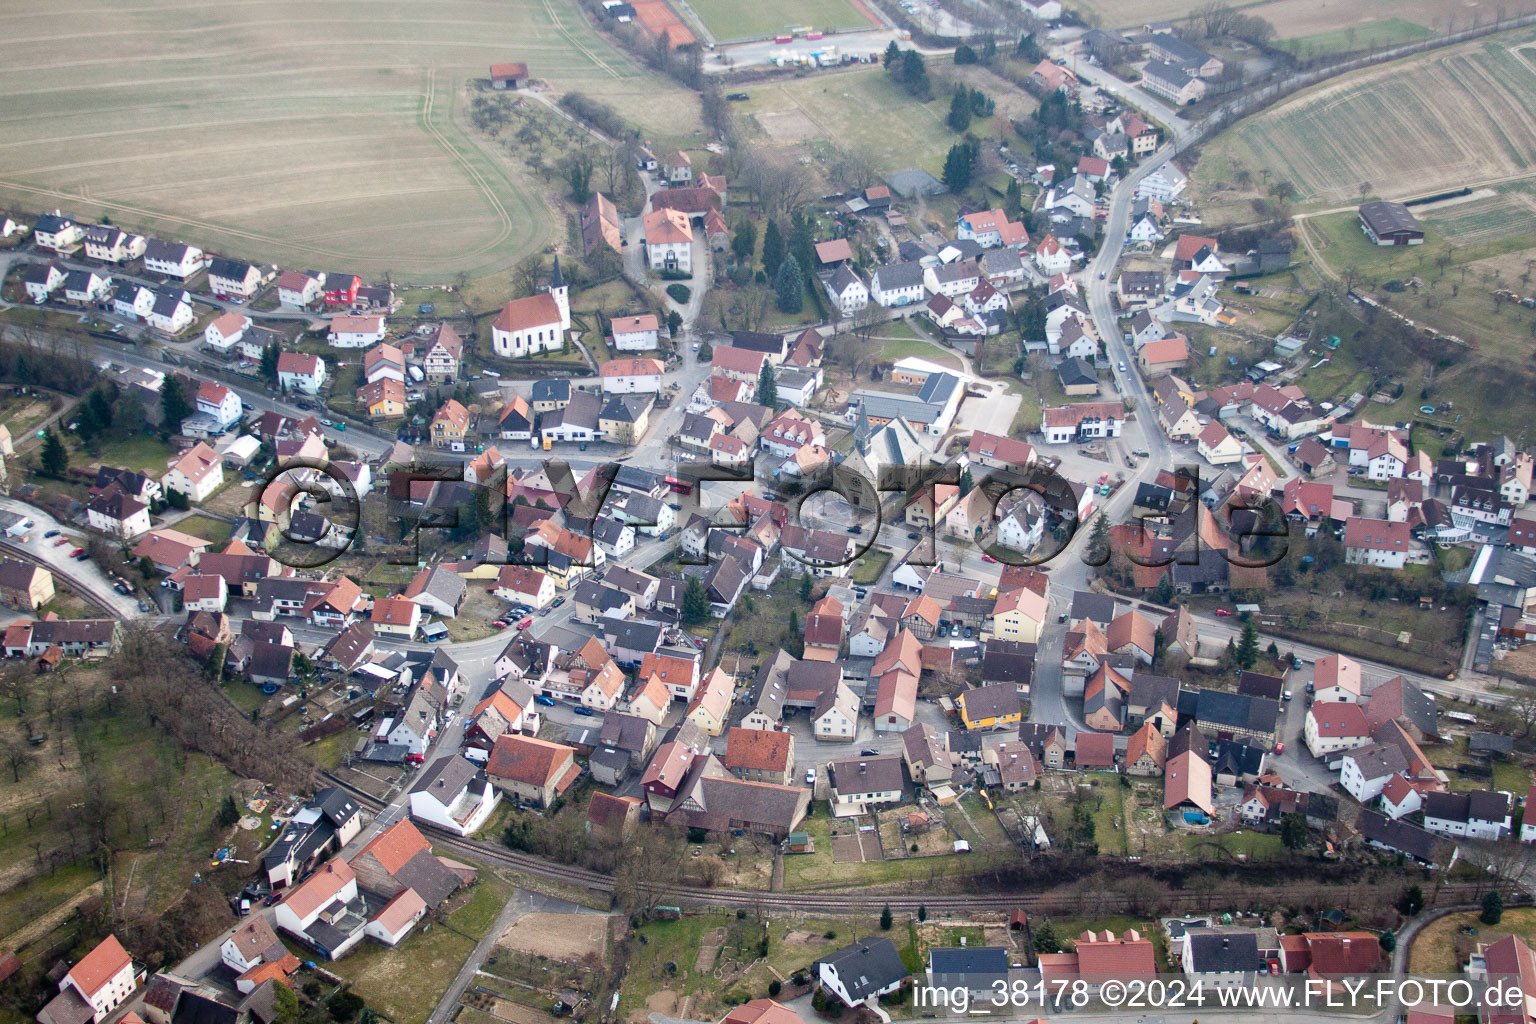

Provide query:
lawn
left=1274, top=17, right=1432, bottom=58
left=875, top=334, right=964, bottom=370
left=685, top=0, right=872, bottom=42
left=1285, top=215, right=1536, bottom=443
left=778, top=813, right=974, bottom=891
left=1082, top=773, right=1128, bottom=856
left=174, top=513, right=234, bottom=548
left=325, top=861, right=514, bottom=1023
left=322, top=921, right=475, bottom=1023
left=739, top=69, right=959, bottom=177
left=850, top=549, right=890, bottom=585
left=1410, top=907, right=1536, bottom=974
left=88, top=435, right=177, bottom=475
left=1184, top=830, right=1286, bottom=862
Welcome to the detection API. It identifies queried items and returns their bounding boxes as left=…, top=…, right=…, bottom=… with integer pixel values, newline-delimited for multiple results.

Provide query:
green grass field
left=740, top=69, right=958, bottom=176
left=1288, top=206, right=1536, bottom=440
left=686, top=0, right=872, bottom=42
left=0, top=0, right=697, bottom=279
left=1274, top=17, right=1431, bottom=58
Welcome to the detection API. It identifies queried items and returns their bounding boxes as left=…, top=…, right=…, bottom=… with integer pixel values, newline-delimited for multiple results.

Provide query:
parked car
left=69, top=547, right=85, bottom=558
left=52, top=537, right=69, bottom=547
left=1215, top=608, right=1232, bottom=616
left=534, top=695, right=556, bottom=707
left=517, top=616, right=533, bottom=629
left=981, top=554, right=997, bottom=563
left=43, top=529, right=59, bottom=538
left=551, top=597, right=566, bottom=608
left=804, top=769, right=815, bottom=784
left=574, top=707, right=595, bottom=716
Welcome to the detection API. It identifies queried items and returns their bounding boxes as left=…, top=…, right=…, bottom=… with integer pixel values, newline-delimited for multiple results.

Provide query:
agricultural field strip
left=1207, top=31, right=1536, bottom=206
left=0, top=0, right=671, bottom=275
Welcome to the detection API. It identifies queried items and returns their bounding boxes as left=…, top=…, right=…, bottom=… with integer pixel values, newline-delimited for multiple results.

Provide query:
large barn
left=1358, top=201, right=1424, bottom=246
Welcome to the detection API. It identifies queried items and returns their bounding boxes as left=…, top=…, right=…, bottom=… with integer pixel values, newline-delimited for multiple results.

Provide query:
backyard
left=324, top=862, right=516, bottom=1024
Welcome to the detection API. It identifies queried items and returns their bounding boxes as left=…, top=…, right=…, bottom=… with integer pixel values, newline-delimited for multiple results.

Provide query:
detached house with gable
left=36, top=935, right=142, bottom=1024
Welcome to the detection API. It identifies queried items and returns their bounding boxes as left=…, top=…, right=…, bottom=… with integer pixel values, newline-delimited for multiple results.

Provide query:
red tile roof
left=353, top=818, right=431, bottom=875
left=723, top=727, right=792, bottom=773
left=67, top=935, right=132, bottom=998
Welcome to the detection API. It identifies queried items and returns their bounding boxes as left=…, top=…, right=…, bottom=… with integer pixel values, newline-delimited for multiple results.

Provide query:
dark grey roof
left=384, top=847, right=460, bottom=908
left=873, top=261, right=926, bottom=291
left=313, top=786, right=359, bottom=827
left=828, top=755, right=904, bottom=797
left=247, top=641, right=294, bottom=682
left=1151, top=33, right=1214, bottom=68
left=1128, top=672, right=1179, bottom=712
left=959, top=683, right=1020, bottom=723
left=1237, top=671, right=1284, bottom=700
left=1057, top=357, right=1097, bottom=387
left=1357, top=808, right=1453, bottom=864
left=929, top=946, right=1009, bottom=975
left=1195, top=689, right=1278, bottom=735
left=145, top=237, right=196, bottom=264
left=152, top=288, right=190, bottom=317
left=730, top=330, right=787, bottom=355
left=40, top=987, right=95, bottom=1024
left=1346, top=742, right=1408, bottom=781
left=1186, top=932, right=1262, bottom=974
left=208, top=257, right=255, bottom=280
left=829, top=263, right=864, bottom=296
left=1143, top=58, right=1196, bottom=89
left=613, top=464, right=666, bottom=493
left=531, top=379, right=571, bottom=403
left=1169, top=724, right=1208, bottom=761
left=600, top=619, right=665, bottom=652
left=981, top=640, right=1035, bottom=687
left=33, top=212, right=74, bottom=234
left=820, top=936, right=909, bottom=1001
left=576, top=581, right=631, bottom=613
left=1470, top=732, right=1515, bottom=755
left=1211, top=740, right=1264, bottom=778
left=173, top=993, right=239, bottom=1024
left=1069, top=591, right=1117, bottom=625
left=1359, top=201, right=1422, bottom=236
left=599, top=713, right=654, bottom=753
left=1424, top=790, right=1510, bottom=825
left=601, top=394, right=651, bottom=423
left=410, top=754, right=480, bottom=802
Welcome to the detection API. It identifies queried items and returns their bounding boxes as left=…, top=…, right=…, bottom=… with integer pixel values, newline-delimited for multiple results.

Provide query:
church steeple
left=547, top=255, right=570, bottom=330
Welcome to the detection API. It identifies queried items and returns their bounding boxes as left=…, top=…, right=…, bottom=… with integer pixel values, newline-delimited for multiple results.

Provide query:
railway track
left=0, top=539, right=125, bottom=619
left=323, top=774, right=1485, bottom=914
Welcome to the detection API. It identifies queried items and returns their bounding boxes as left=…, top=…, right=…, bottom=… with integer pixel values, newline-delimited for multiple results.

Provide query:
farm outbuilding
left=1358, top=201, right=1424, bottom=246
left=489, top=62, right=529, bottom=89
